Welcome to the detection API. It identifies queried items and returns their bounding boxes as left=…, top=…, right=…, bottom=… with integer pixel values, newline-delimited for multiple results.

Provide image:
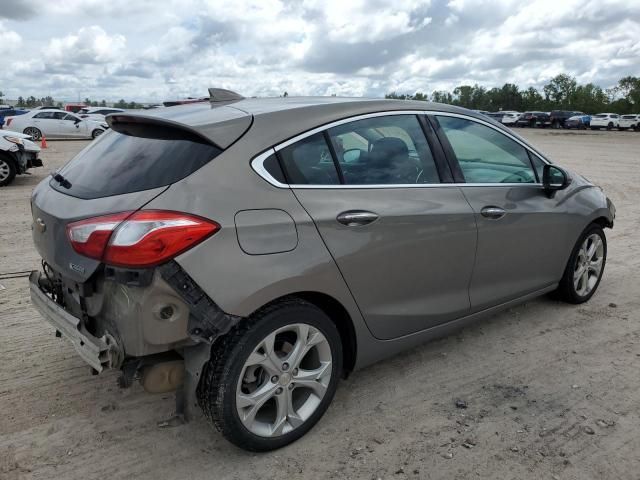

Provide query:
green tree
left=543, top=74, right=577, bottom=108
left=114, top=99, right=128, bottom=108
left=17, top=96, right=25, bottom=107
left=522, top=87, right=545, bottom=110
left=431, top=90, right=453, bottom=104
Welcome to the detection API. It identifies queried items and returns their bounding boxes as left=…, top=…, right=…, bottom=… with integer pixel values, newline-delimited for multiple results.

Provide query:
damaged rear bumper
left=29, top=270, right=119, bottom=372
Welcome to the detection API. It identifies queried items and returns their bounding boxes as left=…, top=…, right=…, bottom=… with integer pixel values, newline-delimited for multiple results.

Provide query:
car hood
left=0, top=129, right=32, bottom=139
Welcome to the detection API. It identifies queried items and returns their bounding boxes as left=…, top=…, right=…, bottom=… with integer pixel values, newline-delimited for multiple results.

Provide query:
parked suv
left=29, top=91, right=615, bottom=451
left=590, top=113, right=620, bottom=130
left=550, top=110, right=585, bottom=129
left=516, top=111, right=550, bottom=127
left=618, top=114, right=640, bottom=131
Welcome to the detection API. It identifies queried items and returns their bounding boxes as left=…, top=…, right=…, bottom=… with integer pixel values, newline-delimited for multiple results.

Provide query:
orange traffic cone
left=41, top=136, right=47, bottom=149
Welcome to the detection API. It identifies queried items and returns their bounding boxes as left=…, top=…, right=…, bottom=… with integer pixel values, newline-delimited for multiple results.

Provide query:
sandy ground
left=1, top=129, right=639, bottom=480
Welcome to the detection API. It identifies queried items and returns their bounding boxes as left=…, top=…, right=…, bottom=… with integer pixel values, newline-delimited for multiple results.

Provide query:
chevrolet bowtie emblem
left=35, top=218, right=46, bottom=233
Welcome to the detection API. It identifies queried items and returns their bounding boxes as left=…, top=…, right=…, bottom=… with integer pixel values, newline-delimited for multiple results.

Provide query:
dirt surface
left=1, top=130, right=639, bottom=480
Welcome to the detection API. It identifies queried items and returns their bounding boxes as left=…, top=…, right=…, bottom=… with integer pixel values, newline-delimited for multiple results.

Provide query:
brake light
left=6, top=118, right=12, bottom=127
left=67, top=210, right=219, bottom=267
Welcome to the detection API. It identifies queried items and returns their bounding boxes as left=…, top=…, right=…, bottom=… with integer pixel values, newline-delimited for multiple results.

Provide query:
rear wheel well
left=250, top=292, right=357, bottom=376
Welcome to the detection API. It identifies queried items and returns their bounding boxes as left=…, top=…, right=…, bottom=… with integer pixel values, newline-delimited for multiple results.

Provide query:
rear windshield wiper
left=50, top=171, right=72, bottom=189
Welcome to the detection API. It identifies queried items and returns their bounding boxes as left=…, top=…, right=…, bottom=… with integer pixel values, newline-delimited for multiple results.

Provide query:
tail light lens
left=6, top=118, right=12, bottom=127
left=67, top=210, right=219, bottom=268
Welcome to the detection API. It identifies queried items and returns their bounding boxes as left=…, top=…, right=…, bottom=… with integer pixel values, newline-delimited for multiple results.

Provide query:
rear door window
left=51, top=128, right=221, bottom=199
left=327, top=115, right=440, bottom=185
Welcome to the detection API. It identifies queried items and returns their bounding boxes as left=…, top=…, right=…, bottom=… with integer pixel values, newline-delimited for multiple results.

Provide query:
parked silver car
left=29, top=90, right=615, bottom=451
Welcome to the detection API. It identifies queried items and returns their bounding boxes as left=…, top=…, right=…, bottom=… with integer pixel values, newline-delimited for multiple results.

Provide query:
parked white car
left=618, top=114, right=640, bottom=131
left=0, top=129, right=42, bottom=186
left=78, top=107, right=125, bottom=121
left=4, top=109, right=108, bottom=140
left=501, top=111, right=521, bottom=126
left=590, top=113, right=620, bottom=130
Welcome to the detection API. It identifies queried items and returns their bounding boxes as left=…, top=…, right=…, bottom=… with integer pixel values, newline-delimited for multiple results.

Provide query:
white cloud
left=0, top=21, right=22, bottom=54
left=46, top=26, right=126, bottom=64
left=0, top=0, right=638, bottom=102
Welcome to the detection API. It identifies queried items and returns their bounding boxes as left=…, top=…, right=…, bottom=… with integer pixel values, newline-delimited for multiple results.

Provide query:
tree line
left=386, top=74, right=640, bottom=114
left=13, top=96, right=145, bottom=109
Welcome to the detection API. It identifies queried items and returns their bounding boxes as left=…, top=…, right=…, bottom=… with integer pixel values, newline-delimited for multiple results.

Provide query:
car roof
left=108, top=96, right=489, bottom=149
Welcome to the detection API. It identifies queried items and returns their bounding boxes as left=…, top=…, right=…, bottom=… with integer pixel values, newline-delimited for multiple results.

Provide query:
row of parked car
left=478, top=110, right=640, bottom=131
left=0, top=106, right=128, bottom=187
left=0, top=106, right=127, bottom=141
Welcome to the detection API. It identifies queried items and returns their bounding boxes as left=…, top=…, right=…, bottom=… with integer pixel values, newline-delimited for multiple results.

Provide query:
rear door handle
left=336, top=210, right=379, bottom=226
left=480, top=206, right=506, bottom=219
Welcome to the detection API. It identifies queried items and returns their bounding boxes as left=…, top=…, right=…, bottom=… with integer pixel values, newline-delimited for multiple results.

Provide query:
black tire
left=91, top=129, right=104, bottom=139
left=23, top=127, right=42, bottom=141
left=198, top=298, right=343, bottom=451
left=555, top=224, right=607, bottom=304
left=0, top=154, right=17, bottom=187
left=606, top=122, right=613, bottom=131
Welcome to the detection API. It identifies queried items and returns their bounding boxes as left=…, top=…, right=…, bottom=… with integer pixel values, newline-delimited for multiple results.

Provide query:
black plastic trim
left=426, top=115, right=466, bottom=183
left=417, top=114, right=454, bottom=183
left=159, top=261, right=241, bottom=344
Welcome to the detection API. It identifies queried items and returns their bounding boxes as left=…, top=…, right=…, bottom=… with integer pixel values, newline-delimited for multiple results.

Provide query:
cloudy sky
left=1, top=0, right=638, bottom=103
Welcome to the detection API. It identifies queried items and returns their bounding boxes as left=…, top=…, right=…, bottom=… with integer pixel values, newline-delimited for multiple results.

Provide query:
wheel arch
left=249, top=291, right=357, bottom=376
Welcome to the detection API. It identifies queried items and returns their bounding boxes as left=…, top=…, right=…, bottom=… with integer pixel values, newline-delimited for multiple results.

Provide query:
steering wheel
left=502, top=170, right=534, bottom=183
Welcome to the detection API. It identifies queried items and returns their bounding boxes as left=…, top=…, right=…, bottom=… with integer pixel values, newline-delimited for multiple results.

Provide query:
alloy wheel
left=0, top=159, right=10, bottom=182
left=573, top=233, right=604, bottom=297
left=236, top=323, right=332, bottom=437
left=24, top=127, right=41, bottom=140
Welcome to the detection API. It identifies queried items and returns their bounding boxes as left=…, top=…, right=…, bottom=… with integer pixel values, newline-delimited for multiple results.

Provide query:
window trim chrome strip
left=250, top=109, right=551, bottom=189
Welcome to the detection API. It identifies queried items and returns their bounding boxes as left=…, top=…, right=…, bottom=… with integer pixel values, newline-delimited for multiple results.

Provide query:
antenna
left=208, top=88, right=245, bottom=105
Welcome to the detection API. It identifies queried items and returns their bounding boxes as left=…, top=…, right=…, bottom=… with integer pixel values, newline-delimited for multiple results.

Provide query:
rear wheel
left=198, top=298, right=343, bottom=451
left=556, top=224, right=607, bottom=304
left=0, top=154, right=17, bottom=186
left=23, top=127, right=42, bottom=141
left=606, top=122, right=613, bottom=130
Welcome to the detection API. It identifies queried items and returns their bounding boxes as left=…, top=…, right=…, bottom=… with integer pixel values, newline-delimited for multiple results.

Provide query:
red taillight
left=67, top=210, right=219, bottom=268
left=6, top=118, right=12, bottom=127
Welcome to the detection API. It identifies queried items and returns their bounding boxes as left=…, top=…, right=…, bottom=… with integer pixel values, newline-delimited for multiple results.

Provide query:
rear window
left=51, top=128, right=221, bottom=199
left=593, top=114, right=606, bottom=118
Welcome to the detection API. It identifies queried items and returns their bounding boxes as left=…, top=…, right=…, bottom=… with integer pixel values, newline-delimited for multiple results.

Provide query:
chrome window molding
left=250, top=110, right=551, bottom=189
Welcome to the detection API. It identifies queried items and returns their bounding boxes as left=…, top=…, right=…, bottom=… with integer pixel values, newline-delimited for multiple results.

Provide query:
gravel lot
left=1, top=130, right=639, bottom=480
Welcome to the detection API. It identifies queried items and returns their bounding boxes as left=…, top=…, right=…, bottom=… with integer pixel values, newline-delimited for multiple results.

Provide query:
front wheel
left=198, top=298, right=343, bottom=451
left=92, top=129, right=104, bottom=139
left=0, top=155, right=17, bottom=186
left=556, top=224, right=607, bottom=304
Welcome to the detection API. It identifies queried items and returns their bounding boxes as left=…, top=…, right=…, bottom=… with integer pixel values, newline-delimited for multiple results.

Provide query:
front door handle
left=480, top=206, right=506, bottom=219
left=336, top=210, right=379, bottom=226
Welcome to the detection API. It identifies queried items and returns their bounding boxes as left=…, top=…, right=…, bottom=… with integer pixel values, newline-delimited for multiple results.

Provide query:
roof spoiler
left=208, top=88, right=244, bottom=105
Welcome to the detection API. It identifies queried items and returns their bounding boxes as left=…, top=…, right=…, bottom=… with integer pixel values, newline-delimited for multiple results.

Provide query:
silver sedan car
left=29, top=90, right=614, bottom=451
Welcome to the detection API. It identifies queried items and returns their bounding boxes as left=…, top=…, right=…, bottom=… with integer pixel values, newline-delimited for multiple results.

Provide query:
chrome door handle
left=336, top=210, right=379, bottom=226
left=480, top=206, right=506, bottom=219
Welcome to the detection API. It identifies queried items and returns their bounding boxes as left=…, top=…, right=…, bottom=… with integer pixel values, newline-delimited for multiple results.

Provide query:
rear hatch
left=31, top=104, right=252, bottom=283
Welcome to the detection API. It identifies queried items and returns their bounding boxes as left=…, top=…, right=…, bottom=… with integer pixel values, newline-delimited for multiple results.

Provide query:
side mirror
left=543, top=164, right=570, bottom=196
